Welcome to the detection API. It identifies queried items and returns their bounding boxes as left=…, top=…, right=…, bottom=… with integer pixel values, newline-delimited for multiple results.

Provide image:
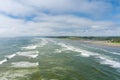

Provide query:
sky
left=0, top=0, right=120, bottom=37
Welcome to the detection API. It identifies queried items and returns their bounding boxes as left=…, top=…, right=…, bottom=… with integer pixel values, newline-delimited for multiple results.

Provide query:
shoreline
left=78, top=40, right=120, bottom=47
left=62, top=38, right=120, bottom=47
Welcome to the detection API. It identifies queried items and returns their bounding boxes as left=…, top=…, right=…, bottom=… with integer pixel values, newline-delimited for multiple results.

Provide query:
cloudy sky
left=0, top=0, right=120, bottom=37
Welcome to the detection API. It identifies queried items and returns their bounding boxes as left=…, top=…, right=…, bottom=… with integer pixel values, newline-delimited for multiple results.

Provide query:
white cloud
left=17, top=0, right=112, bottom=16
left=0, top=13, right=119, bottom=37
left=0, top=0, right=119, bottom=37
left=0, top=0, right=113, bottom=17
left=0, top=0, right=36, bottom=16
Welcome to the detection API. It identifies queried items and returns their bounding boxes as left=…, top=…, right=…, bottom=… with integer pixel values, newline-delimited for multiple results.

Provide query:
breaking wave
left=0, top=54, right=17, bottom=65
left=11, top=61, right=39, bottom=68
left=22, top=45, right=37, bottom=50
left=82, top=45, right=120, bottom=56
left=0, top=68, right=38, bottom=80
left=5, top=54, right=17, bottom=59
left=38, top=38, right=48, bottom=47
left=57, top=43, right=97, bottom=57
left=21, top=38, right=48, bottom=50
left=57, top=42, right=120, bottom=70
left=98, top=56, right=120, bottom=68
left=16, top=51, right=39, bottom=58
left=0, top=59, right=7, bottom=65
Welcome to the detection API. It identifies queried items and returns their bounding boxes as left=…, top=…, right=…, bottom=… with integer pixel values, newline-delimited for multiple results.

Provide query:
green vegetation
left=46, top=36, right=120, bottom=43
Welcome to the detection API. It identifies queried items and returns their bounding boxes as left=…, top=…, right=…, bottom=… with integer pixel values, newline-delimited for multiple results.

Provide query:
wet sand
left=79, top=40, right=120, bottom=47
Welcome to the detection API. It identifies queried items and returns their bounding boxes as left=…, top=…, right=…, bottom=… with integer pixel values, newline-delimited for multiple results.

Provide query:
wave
left=55, top=49, right=63, bottom=53
left=38, top=38, right=48, bottom=47
left=16, top=51, right=39, bottom=58
left=98, top=56, right=120, bottom=68
left=0, top=68, right=38, bottom=80
left=0, top=54, right=17, bottom=65
left=57, top=43, right=98, bottom=57
left=93, top=47, right=120, bottom=56
left=5, top=54, right=16, bottom=59
left=57, top=42, right=120, bottom=70
left=48, top=39, right=57, bottom=44
left=0, top=71, right=28, bottom=80
left=22, top=39, right=48, bottom=50
left=22, top=45, right=37, bottom=50
left=110, top=52, right=120, bottom=56
left=0, top=59, right=7, bottom=65
left=11, top=61, right=39, bottom=68
left=82, top=45, right=120, bottom=56
left=98, top=48, right=120, bottom=56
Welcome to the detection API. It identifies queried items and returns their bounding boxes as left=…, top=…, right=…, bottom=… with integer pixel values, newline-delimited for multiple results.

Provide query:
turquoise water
left=0, top=37, right=120, bottom=80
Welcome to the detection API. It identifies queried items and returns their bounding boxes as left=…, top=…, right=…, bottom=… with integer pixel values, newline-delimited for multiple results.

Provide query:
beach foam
left=16, top=51, right=39, bottom=58
left=98, top=56, right=120, bottom=68
left=0, top=54, right=17, bottom=65
left=22, top=45, right=37, bottom=50
left=49, top=39, right=57, bottom=44
left=57, top=43, right=98, bottom=57
left=22, top=39, right=48, bottom=50
left=0, top=71, right=26, bottom=80
left=5, top=54, right=16, bottom=59
left=111, top=52, right=120, bottom=56
left=94, top=48, right=120, bottom=56
left=0, top=69, right=38, bottom=80
left=57, top=42, right=120, bottom=70
left=11, top=61, right=39, bottom=68
left=55, top=49, right=63, bottom=53
left=83, top=45, right=120, bottom=56
left=38, top=38, right=48, bottom=47
left=0, top=59, right=7, bottom=64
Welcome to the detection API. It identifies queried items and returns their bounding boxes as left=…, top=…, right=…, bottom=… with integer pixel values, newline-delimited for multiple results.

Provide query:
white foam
left=22, top=39, right=48, bottom=50
left=0, top=54, right=17, bottom=65
left=38, top=39, right=48, bottom=47
left=22, top=45, right=37, bottom=50
left=57, top=43, right=98, bottom=57
left=5, top=54, right=16, bottom=59
left=111, top=52, right=120, bottom=56
left=49, top=39, right=57, bottom=44
left=98, top=56, right=120, bottom=68
left=11, top=61, right=39, bottom=68
left=55, top=49, right=63, bottom=53
left=83, top=45, right=120, bottom=56
left=96, top=48, right=120, bottom=56
left=0, top=71, right=25, bottom=80
left=16, top=51, right=39, bottom=58
left=57, top=42, right=120, bottom=70
left=0, top=59, right=7, bottom=64
left=0, top=69, right=37, bottom=80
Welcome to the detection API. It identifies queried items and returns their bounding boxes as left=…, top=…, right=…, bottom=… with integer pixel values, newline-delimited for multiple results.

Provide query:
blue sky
left=0, top=0, right=120, bottom=37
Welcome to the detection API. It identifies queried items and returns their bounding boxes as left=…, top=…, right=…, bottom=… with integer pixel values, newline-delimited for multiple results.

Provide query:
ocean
left=0, top=37, right=120, bottom=80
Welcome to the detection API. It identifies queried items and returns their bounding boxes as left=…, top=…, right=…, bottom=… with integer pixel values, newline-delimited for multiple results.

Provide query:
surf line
left=21, top=39, right=48, bottom=50
left=0, top=53, right=17, bottom=65
left=0, top=50, right=39, bottom=65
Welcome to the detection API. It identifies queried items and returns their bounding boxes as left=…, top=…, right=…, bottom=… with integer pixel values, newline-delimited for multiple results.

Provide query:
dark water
left=0, top=37, right=120, bottom=80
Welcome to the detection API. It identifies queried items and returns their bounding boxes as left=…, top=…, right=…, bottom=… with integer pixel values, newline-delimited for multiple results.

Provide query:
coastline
left=78, top=40, right=120, bottom=47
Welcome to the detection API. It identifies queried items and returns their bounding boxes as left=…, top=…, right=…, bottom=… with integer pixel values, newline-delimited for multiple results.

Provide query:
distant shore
left=78, top=40, right=120, bottom=47
left=49, top=36, right=120, bottom=47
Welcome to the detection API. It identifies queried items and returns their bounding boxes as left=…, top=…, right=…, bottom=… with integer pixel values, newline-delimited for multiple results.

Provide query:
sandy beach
left=79, top=40, right=120, bottom=47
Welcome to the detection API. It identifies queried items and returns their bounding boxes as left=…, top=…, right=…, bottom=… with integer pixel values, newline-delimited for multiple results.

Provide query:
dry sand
left=79, top=40, right=120, bottom=47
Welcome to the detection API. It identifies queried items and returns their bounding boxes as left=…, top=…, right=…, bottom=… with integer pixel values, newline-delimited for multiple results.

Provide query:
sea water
left=0, top=37, right=120, bottom=80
